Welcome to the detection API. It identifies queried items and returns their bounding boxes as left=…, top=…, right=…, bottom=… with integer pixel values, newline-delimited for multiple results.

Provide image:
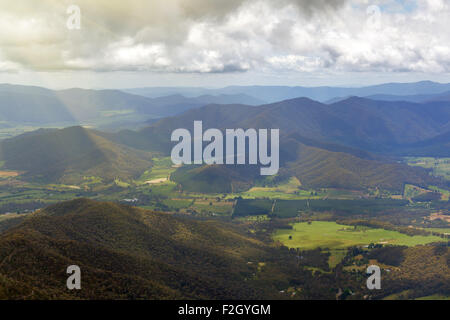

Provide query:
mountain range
left=101, top=96, right=449, bottom=192
left=0, top=84, right=263, bottom=126
left=125, top=96, right=449, bottom=154
left=0, top=82, right=448, bottom=192
left=124, top=81, right=450, bottom=103
left=364, top=91, right=450, bottom=104
left=1, top=81, right=450, bottom=127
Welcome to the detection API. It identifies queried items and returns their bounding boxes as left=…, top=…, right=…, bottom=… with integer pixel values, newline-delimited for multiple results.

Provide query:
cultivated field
left=406, top=157, right=450, bottom=181
left=272, top=221, right=444, bottom=250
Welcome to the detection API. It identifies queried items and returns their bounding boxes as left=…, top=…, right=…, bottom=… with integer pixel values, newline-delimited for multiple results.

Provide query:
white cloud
left=0, top=0, right=449, bottom=76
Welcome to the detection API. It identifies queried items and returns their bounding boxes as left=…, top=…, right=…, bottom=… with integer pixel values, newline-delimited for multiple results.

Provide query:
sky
left=0, top=0, right=449, bottom=89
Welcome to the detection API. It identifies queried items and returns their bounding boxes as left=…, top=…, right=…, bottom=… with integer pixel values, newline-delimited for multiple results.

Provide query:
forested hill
left=0, top=126, right=153, bottom=184
left=0, top=199, right=279, bottom=299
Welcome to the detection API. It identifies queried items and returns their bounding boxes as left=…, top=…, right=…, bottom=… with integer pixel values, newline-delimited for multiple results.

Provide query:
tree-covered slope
left=0, top=126, right=153, bottom=183
left=0, top=199, right=284, bottom=299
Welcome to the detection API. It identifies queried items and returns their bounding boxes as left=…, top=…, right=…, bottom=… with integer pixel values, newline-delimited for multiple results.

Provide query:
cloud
left=0, top=0, right=449, bottom=75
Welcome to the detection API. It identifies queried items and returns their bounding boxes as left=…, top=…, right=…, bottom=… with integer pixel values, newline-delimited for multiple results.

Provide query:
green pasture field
left=83, top=176, right=103, bottom=185
left=0, top=186, right=79, bottom=203
left=405, top=157, right=450, bottom=181
left=137, top=157, right=176, bottom=183
left=403, top=184, right=428, bottom=199
left=237, top=177, right=317, bottom=199
left=324, top=249, right=348, bottom=268
left=415, top=295, right=450, bottom=300
left=272, top=221, right=444, bottom=250
left=429, top=186, right=450, bottom=201
left=114, top=178, right=131, bottom=188
left=190, top=199, right=233, bottom=215
left=403, top=183, right=449, bottom=201
left=142, top=181, right=177, bottom=197
left=161, top=199, right=193, bottom=210
left=224, top=178, right=363, bottom=201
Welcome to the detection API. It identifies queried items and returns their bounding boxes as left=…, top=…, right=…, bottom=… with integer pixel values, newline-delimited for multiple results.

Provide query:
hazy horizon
left=1, top=78, right=450, bottom=91
left=1, top=0, right=449, bottom=89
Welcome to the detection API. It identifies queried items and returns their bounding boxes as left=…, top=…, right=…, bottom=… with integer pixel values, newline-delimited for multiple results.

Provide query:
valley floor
left=0, top=156, right=448, bottom=300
